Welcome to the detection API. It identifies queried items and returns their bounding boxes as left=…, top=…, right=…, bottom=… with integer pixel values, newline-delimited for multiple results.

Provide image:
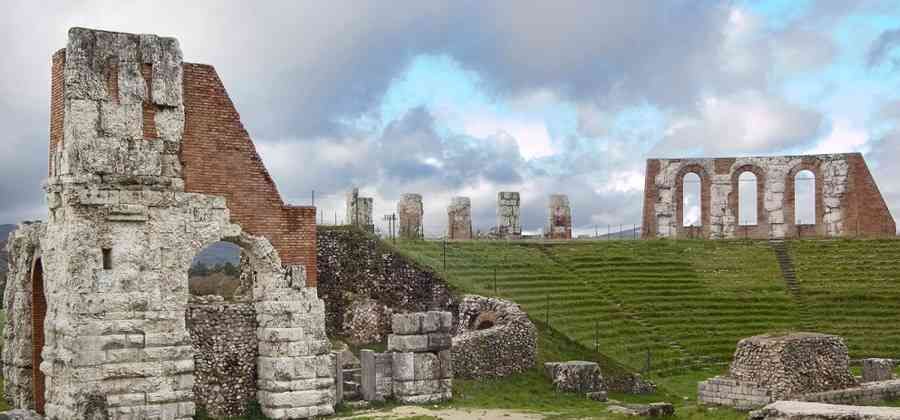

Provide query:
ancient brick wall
left=641, top=154, right=895, bottom=239
left=181, top=64, right=318, bottom=286
left=447, top=197, right=472, bottom=240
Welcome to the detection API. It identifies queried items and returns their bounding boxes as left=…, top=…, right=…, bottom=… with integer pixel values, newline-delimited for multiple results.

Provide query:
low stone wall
left=698, top=376, right=773, bottom=410
left=317, top=227, right=456, bottom=344
left=750, top=401, right=900, bottom=420
left=452, top=295, right=536, bottom=379
left=186, top=298, right=258, bottom=418
left=797, top=379, right=900, bottom=405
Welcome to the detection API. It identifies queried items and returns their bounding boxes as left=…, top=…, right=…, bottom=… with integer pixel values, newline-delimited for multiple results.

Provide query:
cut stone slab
left=607, top=403, right=674, bottom=417
left=750, top=401, right=900, bottom=420
left=544, top=361, right=605, bottom=393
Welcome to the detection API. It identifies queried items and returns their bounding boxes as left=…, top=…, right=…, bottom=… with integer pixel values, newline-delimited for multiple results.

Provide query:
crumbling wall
left=451, top=295, right=536, bottom=379
left=387, top=312, right=453, bottom=404
left=2, top=222, right=45, bottom=410
left=316, top=227, right=456, bottom=343
left=447, top=197, right=472, bottom=240
left=497, top=192, right=521, bottom=239
left=186, top=298, right=258, bottom=418
left=16, top=27, right=334, bottom=420
left=641, top=154, right=895, bottom=239
left=398, top=193, right=424, bottom=240
left=346, top=188, right=374, bottom=232
left=546, top=194, right=572, bottom=239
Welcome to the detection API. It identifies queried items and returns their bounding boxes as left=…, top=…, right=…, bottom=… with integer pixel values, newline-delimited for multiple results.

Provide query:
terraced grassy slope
left=395, top=240, right=813, bottom=377
left=789, top=240, right=900, bottom=358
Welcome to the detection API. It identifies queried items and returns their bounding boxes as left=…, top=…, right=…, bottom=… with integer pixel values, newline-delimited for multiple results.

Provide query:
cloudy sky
left=3, top=1, right=900, bottom=236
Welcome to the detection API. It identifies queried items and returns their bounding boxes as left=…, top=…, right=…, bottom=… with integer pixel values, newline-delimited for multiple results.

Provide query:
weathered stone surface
left=607, top=373, right=657, bottom=395
left=316, top=227, right=457, bottom=339
left=187, top=300, right=257, bottom=418
left=0, top=409, right=44, bottom=420
left=544, top=361, right=606, bottom=394
left=750, top=401, right=900, bottom=420
left=863, top=358, right=894, bottom=383
left=447, top=197, right=472, bottom=240
left=398, top=193, right=424, bottom=240
left=546, top=194, right=572, bottom=239
left=608, top=402, right=674, bottom=417
left=346, top=188, right=374, bottom=233
left=496, top=192, right=521, bottom=239
left=452, top=295, right=536, bottom=379
left=342, top=298, right=393, bottom=345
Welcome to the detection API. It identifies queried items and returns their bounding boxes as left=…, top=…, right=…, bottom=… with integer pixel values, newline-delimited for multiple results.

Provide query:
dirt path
left=345, top=405, right=548, bottom=420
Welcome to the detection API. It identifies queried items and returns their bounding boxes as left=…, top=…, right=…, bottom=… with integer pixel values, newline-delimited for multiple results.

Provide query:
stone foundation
left=451, top=295, right=536, bottom=379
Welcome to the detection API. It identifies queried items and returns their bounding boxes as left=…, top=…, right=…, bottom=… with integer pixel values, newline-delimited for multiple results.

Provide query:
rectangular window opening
left=102, top=248, right=113, bottom=270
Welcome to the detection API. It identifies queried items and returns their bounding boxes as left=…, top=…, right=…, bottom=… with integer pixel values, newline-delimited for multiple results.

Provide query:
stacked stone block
left=496, top=192, right=521, bottom=239
left=447, top=197, right=473, bottom=240
left=862, top=358, right=894, bottom=383
left=546, top=194, right=572, bottom=239
left=388, top=312, right=453, bottom=403
left=346, top=188, right=374, bottom=233
left=697, top=376, right=772, bottom=410
left=398, top=194, right=424, bottom=240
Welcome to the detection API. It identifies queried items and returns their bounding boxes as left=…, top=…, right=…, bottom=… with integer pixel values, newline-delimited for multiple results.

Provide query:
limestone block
left=392, top=352, right=415, bottom=382
left=387, top=334, right=429, bottom=352
left=750, top=401, right=900, bottom=420
left=413, top=353, right=440, bottom=380
left=544, top=361, right=605, bottom=394
left=392, top=313, right=423, bottom=335
left=427, top=333, right=451, bottom=351
left=862, top=359, right=894, bottom=383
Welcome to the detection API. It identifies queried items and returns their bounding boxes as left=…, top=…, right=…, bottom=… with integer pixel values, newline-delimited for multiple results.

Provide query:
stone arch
left=30, top=255, right=46, bottom=416
left=785, top=160, right=825, bottom=238
left=729, top=164, right=768, bottom=238
left=675, top=164, right=711, bottom=238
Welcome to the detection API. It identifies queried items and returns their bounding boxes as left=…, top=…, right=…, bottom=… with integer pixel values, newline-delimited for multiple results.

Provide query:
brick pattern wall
left=30, top=259, right=45, bottom=415
left=845, top=155, right=896, bottom=236
left=49, top=50, right=65, bottom=176
left=181, top=63, right=317, bottom=286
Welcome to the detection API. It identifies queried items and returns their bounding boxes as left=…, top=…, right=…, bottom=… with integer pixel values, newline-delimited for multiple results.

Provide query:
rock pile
left=187, top=299, right=258, bottom=418
left=452, top=295, right=536, bottom=379
left=729, top=333, right=858, bottom=399
left=544, top=361, right=606, bottom=395
left=388, top=312, right=454, bottom=403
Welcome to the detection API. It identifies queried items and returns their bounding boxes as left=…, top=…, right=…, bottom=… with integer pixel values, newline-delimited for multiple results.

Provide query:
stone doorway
left=30, top=257, right=46, bottom=415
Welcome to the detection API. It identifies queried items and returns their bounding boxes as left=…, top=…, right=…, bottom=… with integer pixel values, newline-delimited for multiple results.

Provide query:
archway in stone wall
left=682, top=172, right=702, bottom=228
left=189, top=241, right=242, bottom=299
left=738, top=172, right=758, bottom=226
left=795, top=169, right=816, bottom=226
left=30, top=257, right=45, bottom=415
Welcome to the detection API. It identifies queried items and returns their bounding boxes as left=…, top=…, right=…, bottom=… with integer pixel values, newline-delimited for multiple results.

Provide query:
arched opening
left=31, top=257, right=46, bottom=415
left=187, top=241, right=258, bottom=417
left=683, top=172, right=702, bottom=227
left=738, top=172, right=758, bottom=226
left=189, top=241, right=242, bottom=299
left=795, top=169, right=816, bottom=225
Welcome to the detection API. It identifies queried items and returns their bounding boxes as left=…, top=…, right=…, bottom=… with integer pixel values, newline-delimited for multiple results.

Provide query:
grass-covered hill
left=394, top=239, right=900, bottom=386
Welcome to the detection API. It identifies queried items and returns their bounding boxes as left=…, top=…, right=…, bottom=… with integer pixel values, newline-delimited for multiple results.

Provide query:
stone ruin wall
left=641, top=154, right=895, bottom=239
left=398, top=193, right=424, bottom=240
left=546, top=194, right=572, bottom=240
left=447, top=197, right=472, bottom=240
left=346, top=188, right=374, bottom=232
left=186, top=298, right=258, bottom=417
left=451, top=295, right=536, bottom=379
left=497, top=192, right=522, bottom=238
left=4, top=28, right=333, bottom=419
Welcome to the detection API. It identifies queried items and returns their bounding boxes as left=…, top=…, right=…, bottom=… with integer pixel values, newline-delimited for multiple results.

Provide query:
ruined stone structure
left=3, top=28, right=332, bottom=419
left=346, top=188, right=374, bottom=233
left=447, top=197, right=473, bottom=240
left=452, top=295, right=536, bottom=380
left=699, top=333, right=858, bottom=410
left=545, top=194, right=572, bottom=240
left=642, top=154, right=895, bottom=239
left=496, top=192, right=522, bottom=239
left=398, top=194, right=424, bottom=240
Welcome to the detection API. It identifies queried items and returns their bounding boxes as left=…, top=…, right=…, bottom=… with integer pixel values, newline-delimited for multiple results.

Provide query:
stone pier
left=497, top=192, right=521, bottom=239
left=398, top=194, right=424, bottom=240
left=346, top=188, right=374, bottom=232
left=546, top=194, right=572, bottom=239
left=447, top=197, right=473, bottom=240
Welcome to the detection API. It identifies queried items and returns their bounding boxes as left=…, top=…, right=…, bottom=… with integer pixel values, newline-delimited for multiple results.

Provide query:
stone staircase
left=770, top=240, right=799, bottom=294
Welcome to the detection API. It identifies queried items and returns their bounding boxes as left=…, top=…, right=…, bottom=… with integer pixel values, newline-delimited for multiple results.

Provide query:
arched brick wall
left=674, top=164, right=711, bottom=238
left=729, top=164, right=768, bottom=239
left=785, top=160, right=825, bottom=238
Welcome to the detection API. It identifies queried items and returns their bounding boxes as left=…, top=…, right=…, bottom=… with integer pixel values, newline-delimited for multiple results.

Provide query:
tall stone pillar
left=447, top=197, right=473, bottom=240
left=346, top=188, right=374, bottom=233
left=546, top=194, right=572, bottom=239
left=497, top=192, right=521, bottom=239
left=398, top=193, right=424, bottom=240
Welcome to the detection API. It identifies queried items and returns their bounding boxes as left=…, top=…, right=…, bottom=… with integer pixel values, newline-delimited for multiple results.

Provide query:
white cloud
left=808, top=119, right=869, bottom=154
left=462, top=116, right=557, bottom=160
